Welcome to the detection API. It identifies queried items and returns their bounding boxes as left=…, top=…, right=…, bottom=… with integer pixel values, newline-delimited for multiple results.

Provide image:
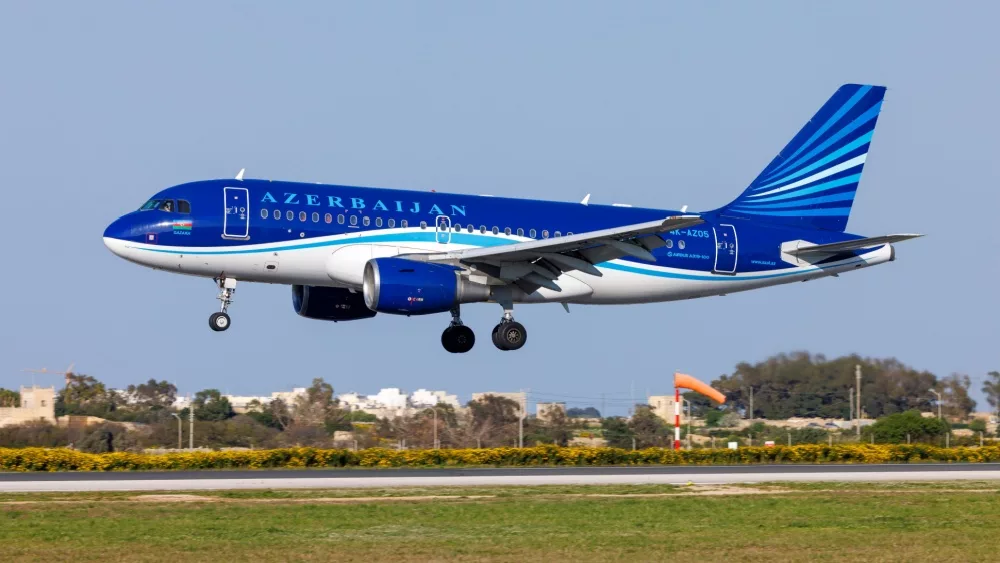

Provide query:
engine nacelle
left=363, top=257, right=490, bottom=315
left=292, top=285, right=377, bottom=322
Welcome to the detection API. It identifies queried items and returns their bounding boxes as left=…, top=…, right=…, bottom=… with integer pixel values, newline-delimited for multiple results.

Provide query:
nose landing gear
left=441, top=306, right=475, bottom=353
left=209, top=277, right=237, bottom=332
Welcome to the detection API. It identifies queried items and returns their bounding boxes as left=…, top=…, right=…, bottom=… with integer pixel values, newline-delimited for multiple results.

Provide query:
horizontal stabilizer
left=784, top=234, right=922, bottom=256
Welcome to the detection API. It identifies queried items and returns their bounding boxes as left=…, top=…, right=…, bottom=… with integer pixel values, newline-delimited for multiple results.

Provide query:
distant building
left=647, top=395, right=678, bottom=422
left=472, top=392, right=526, bottom=417
left=0, top=386, right=56, bottom=427
left=337, top=388, right=460, bottom=417
left=536, top=402, right=566, bottom=422
left=173, top=387, right=307, bottom=413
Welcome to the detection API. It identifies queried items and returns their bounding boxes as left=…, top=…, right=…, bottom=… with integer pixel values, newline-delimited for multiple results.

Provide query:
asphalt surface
left=2, top=463, right=999, bottom=492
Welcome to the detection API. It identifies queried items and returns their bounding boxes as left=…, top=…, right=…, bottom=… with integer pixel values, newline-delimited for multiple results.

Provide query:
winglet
left=580, top=194, right=591, bottom=206
left=235, top=168, right=245, bottom=181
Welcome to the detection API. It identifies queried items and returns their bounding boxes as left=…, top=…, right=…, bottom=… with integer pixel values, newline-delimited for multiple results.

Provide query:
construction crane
left=20, top=363, right=75, bottom=388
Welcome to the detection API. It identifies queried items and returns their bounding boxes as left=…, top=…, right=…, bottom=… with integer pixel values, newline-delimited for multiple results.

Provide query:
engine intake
left=292, top=285, right=377, bottom=322
left=363, top=257, right=490, bottom=315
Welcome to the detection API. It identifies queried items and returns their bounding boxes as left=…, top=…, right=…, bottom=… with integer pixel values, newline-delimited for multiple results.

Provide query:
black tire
left=209, top=312, right=231, bottom=332
left=499, top=321, right=527, bottom=351
left=491, top=324, right=507, bottom=351
left=441, top=326, right=459, bottom=353
left=452, top=325, right=475, bottom=353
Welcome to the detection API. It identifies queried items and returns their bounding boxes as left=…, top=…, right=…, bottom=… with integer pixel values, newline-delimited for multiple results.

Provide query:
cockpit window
left=158, top=200, right=174, bottom=212
left=139, top=199, right=161, bottom=211
left=177, top=200, right=191, bottom=214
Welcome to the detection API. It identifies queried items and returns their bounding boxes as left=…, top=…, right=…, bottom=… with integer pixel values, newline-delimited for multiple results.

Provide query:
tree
left=77, top=423, right=140, bottom=453
left=192, top=389, right=235, bottom=421
left=245, top=398, right=292, bottom=430
left=983, top=371, right=1000, bottom=416
left=628, top=406, right=671, bottom=448
left=123, top=379, right=177, bottom=411
left=57, top=373, right=116, bottom=417
left=711, top=353, right=938, bottom=419
left=600, top=417, right=634, bottom=449
left=466, top=394, right=521, bottom=447
left=864, top=410, right=950, bottom=443
left=937, top=374, right=976, bottom=420
left=566, top=407, right=601, bottom=418
left=0, top=388, right=20, bottom=407
left=291, top=378, right=352, bottom=432
left=525, top=409, right=573, bottom=446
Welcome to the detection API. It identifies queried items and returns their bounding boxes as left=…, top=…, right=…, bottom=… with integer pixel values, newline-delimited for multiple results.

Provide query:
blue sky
left=1, top=2, right=997, bottom=415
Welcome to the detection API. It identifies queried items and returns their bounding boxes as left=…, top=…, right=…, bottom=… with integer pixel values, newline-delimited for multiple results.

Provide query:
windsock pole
left=674, top=387, right=681, bottom=450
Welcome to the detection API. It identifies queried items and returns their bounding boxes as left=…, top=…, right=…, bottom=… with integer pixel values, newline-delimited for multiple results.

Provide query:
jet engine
left=291, top=285, right=377, bottom=321
left=362, top=257, right=490, bottom=315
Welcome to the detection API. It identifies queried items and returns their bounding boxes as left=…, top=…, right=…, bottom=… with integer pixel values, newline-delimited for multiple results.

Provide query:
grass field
left=2, top=482, right=999, bottom=562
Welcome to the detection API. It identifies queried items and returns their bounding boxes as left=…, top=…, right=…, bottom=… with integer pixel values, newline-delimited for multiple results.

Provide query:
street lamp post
left=170, top=413, right=182, bottom=450
left=432, top=406, right=439, bottom=450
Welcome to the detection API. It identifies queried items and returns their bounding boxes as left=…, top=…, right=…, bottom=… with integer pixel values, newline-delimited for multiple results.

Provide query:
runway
left=3, top=463, right=1000, bottom=492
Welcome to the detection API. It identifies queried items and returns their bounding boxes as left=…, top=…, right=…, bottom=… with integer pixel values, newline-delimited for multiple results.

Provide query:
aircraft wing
left=410, top=215, right=703, bottom=292
left=783, top=234, right=923, bottom=256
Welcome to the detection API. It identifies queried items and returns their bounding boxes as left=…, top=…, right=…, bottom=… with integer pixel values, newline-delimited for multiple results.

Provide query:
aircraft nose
left=103, top=217, right=131, bottom=257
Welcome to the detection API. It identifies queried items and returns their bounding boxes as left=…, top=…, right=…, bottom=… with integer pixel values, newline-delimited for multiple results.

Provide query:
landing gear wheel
left=209, top=312, right=231, bottom=332
left=493, top=321, right=527, bottom=351
left=442, top=325, right=475, bottom=353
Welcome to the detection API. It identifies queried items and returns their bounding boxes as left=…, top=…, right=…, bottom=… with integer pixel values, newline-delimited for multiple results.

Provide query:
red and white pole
left=674, top=387, right=681, bottom=450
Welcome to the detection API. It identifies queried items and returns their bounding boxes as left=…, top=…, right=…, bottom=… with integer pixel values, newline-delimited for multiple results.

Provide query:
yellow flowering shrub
left=1, top=444, right=998, bottom=472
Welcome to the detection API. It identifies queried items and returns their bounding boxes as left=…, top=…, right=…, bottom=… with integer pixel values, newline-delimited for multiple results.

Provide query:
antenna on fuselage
left=580, top=194, right=591, bottom=206
left=235, top=168, right=245, bottom=181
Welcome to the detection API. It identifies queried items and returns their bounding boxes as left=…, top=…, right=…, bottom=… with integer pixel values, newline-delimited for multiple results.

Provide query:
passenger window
left=542, top=230, right=549, bottom=239
left=678, top=240, right=686, bottom=250
left=401, top=220, right=408, bottom=228
left=312, top=212, right=320, bottom=223
left=261, top=209, right=268, bottom=219
left=350, top=215, right=358, bottom=226
left=299, top=211, right=307, bottom=222
left=567, top=232, right=573, bottom=236
left=517, top=228, right=524, bottom=237
left=420, top=221, right=427, bottom=229
left=286, top=210, right=294, bottom=221
left=159, top=200, right=175, bottom=212
left=504, top=227, right=511, bottom=236
left=363, top=216, right=370, bottom=227
left=325, top=213, right=332, bottom=224
left=177, top=200, right=191, bottom=214
left=554, top=231, right=561, bottom=237
left=453, top=223, right=461, bottom=232
left=530, top=229, right=536, bottom=238
left=388, top=218, right=396, bottom=228
left=479, top=225, right=486, bottom=233
left=338, top=214, right=345, bottom=224
left=274, top=209, right=280, bottom=220
left=664, top=239, right=673, bottom=249
left=491, top=226, right=499, bottom=235
left=376, top=217, right=383, bottom=228
left=467, top=225, right=474, bottom=233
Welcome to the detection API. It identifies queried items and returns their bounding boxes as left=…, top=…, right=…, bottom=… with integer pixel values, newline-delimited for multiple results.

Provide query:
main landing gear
left=209, top=277, right=237, bottom=332
left=491, top=307, right=527, bottom=351
left=441, top=306, right=475, bottom=353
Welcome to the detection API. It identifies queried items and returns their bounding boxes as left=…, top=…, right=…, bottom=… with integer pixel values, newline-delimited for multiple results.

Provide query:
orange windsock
left=674, top=372, right=726, bottom=404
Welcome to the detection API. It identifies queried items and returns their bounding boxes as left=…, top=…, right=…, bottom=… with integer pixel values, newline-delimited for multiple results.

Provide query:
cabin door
left=713, top=224, right=737, bottom=274
left=435, top=215, right=451, bottom=244
left=223, top=187, right=250, bottom=239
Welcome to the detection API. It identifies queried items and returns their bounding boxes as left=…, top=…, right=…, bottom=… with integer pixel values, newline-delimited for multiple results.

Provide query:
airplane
left=103, top=84, right=920, bottom=353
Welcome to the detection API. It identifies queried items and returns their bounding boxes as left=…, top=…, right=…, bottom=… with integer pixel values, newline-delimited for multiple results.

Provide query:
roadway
left=2, top=463, right=1000, bottom=492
